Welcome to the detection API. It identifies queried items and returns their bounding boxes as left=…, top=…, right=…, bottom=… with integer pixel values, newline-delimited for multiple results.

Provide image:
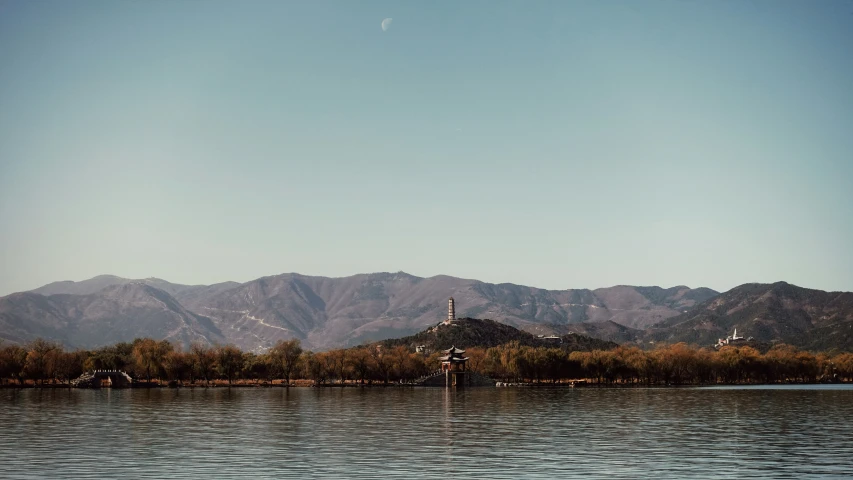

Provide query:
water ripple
left=2, top=386, right=853, bottom=479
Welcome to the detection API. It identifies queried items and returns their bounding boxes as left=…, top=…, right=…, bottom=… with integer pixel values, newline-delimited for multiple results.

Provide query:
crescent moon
left=381, top=18, right=392, bottom=32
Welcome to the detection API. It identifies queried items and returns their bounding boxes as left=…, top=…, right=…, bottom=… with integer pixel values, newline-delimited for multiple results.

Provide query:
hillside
left=5, top=272, right=717, bottom=350
left=30, top=275, right=240, bottom=305
left=5, top=274, right=853, bottom=352
left=0, top=283, right=224, bottom=349
left=525, top=320, right=642, bottom=345
left=644, top=282, right=853, bottom=350
left=378, top=317, right=618, bottom=352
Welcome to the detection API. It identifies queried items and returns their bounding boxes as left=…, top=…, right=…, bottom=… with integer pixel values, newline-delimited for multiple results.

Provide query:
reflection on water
left=2, top=386, right=852, bottom=479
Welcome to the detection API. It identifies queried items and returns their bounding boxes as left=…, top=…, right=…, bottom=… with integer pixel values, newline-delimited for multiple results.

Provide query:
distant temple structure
left=411, top=298, right=497, bottom=387
left=444, top=297, right=456, bottom=325
left=440, top=346, right=469, bottom=387
left=715, top=328, right=748, bottom=348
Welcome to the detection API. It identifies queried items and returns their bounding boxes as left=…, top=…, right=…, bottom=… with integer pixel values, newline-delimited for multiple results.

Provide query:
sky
left=1, top=0, right=852, bottom=296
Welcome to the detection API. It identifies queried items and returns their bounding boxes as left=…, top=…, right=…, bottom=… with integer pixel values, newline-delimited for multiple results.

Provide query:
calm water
left=2, top=385, right=853, bottom=479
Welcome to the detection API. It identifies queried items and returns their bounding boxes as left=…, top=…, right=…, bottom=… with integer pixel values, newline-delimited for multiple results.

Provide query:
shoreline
left=2, top=380, right=849, bottom=390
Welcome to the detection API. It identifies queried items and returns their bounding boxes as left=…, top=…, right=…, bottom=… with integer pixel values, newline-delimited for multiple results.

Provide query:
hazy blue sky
left=1, top=1, right=852, bottom=295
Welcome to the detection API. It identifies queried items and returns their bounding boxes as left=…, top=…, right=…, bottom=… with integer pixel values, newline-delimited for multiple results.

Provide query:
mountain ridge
left=7, top=273, right=853, bottom=352
left=0, top=283, right=224, bottom=348
left=644, top=281, right=853, bottom=350
left=2, top=272, right=718, bottom=350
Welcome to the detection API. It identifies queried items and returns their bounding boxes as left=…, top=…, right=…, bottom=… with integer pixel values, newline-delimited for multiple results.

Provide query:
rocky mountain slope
left=0, top=283, right=224, bottom=348
left=4, top=274, right=852, bottom=351
left=644, top=282, right=853, bottom=350
left=0, top=272, right=717, bottom=350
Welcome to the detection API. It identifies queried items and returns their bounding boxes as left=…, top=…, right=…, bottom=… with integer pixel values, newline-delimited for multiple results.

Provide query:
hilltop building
left=443, top=297, right=456, bottom=325
left=715, top=328, right=748, bottom=348
left=413, top=299, right=497, bottom=388
left=536, top=334, right=562, bottom=344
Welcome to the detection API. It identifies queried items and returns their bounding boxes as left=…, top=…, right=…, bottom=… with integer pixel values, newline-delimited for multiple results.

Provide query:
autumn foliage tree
left=189, top=342, right=215, bottom=385
left=3, top=334, right=853, bottom=387
left=0, top=343, right=28, bottom=385
left=24, top=339, right=61, bottom=384
left=213, top=345, right=243, bottom=384
left=132, top=338, right=173, bottom=383
left=162, top=350, right=190, bottom=384
left=270, top=339, right=303, bottom=386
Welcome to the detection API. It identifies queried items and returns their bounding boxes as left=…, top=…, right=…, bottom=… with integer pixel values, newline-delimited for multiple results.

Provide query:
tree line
left=480, top=342, right=853, bottom=385
left=1, top=338, right=852, bottom=386
left=0, top=338, right=433, bottom=386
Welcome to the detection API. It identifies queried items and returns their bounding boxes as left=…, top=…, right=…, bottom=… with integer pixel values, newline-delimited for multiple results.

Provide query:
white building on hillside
left=715, top=328, right=747, bottom=348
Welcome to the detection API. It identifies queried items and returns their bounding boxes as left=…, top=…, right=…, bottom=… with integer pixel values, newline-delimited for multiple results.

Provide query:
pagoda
left=440, top=346, right=469, bottom=387
left=443, top=297, right=456, bottom=325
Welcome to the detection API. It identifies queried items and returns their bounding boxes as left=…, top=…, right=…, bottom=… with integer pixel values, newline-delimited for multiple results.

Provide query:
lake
left=2, top=385, right=852, bottom=479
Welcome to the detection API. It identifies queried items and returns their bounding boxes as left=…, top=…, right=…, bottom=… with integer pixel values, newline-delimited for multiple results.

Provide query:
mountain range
left=2, top=273, right=852, bottom=351
left=644, top=281, right=853, bottom=351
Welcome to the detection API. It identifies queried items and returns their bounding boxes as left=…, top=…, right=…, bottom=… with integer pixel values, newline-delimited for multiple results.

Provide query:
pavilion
left=440, top=346, right=469, bottom=387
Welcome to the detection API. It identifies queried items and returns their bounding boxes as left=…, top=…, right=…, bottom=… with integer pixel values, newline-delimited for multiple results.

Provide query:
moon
left=381, top=18, right=392, bottom=32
